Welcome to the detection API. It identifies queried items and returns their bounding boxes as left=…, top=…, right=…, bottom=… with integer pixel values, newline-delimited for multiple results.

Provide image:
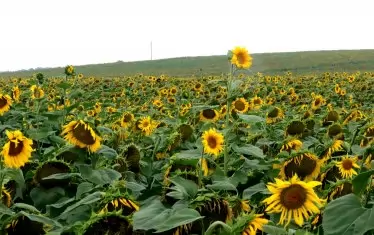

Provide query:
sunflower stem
left=204, top=221, right=232, bottom=235
left=224, top=64, right=234, bottom=176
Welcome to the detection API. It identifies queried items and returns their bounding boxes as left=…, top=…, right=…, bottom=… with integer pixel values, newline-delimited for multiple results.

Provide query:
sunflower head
left=1, top=187, right=12, bottom=207
left=61, top=120, right=102, bottom=152
left=120, top=112, right=135, bottom=128
left=34, top=161, right=71, bottom=189
left=5, top=215, right=47, bottom=235
left=0, top=94, right=12, bottom=116
left=82, top=214, right=135, bottom=235
left=230, top=46, right=252, bottom=69
left=266, top=107, right=285, bottom=124
left=262, top=175, right=324, bottom=227
left=335, top=156, right=360, bottom=179
left=178, top=124, right=194, bottom=141
left=1, top=130, right=34, bottom=169
left=201, top=128, right=224, bottom=157
left=232, top=98, right=250, bottom=113
left=280, top=152, right=322, bottom=181
left=286, top=121, right=306, bottom=136
left=280, top=139, right=303, bottom=152
left=199, top=109, right=219, bottom=122
left=327, top=123, right=343, bottom=137
left=240, top=213, right=269, bottom=235
left=323, top=111, right=340, bottom=126
left=99, top=195, right=139, bottom=216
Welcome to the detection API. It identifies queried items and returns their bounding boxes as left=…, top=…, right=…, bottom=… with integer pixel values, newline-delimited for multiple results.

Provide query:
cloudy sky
left=0, top=0, right=373, bottom=71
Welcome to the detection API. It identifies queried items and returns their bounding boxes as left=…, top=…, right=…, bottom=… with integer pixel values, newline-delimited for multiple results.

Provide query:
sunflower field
left=0, top=47, right=373, bottom=235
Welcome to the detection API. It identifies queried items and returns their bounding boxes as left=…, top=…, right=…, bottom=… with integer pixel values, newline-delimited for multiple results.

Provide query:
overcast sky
left=0, top=0, right=373, bottom=71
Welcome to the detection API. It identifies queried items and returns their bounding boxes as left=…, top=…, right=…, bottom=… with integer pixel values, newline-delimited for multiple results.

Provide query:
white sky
left=0, top=0, right=373, bottom=71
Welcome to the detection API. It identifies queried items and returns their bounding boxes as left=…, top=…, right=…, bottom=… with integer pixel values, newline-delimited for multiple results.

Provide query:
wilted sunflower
left=335, top=156, right=360, bottom=178
left=2, top=187, right=12, bottom=207
left=30, top=85, right=44, bottom=99
left=230, top=46, right=252, bottom=69
left=279, top=152, right=321, bottom=181
left=2, top=130, right=33, bottom=168
left=327, top=123, right=342, bottom=137
left=137, top=116, right=158, bottom=136
left=99, top=197, right=139, bottom=216
left=280, top=139, right=303, bottom=152
left=241, top=214, right=269, bottom=235
left=0, top=94, right=12, bottom=116
left=232, top=98, right=250, bottom=113
left=120, top=112, right=134, bottom=128
left=5, top=215, right=47, bottom=235
left=266, top=107, right=285, bottom=124
left=202, top=128, right=224, bottom=157
left=61, top=120, right=102, bottom=152
left=12, top=86, right=20, bottom=102
left=311, top=95, right=325, bottom=110
left=262, top=175, right=324, bottom=227
left=286, top=121, right=305, bottom=136
left=364, top=125, right=374, bottom=138
left=321, top=140, right=344, bottom=161
left=199, top=109, right=219, bottom=122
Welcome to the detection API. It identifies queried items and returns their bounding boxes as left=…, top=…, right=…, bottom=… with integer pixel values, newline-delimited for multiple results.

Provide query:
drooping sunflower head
left=240, top=213, right=269, bottom=235
left=33, top=161, right=71, bottom=189
left=61, top=120, right=102, bottom=152
left=178, top=124, right=194, bottom=141
left=335, top=155, right=360, bottom=179
left=30, top=85, right=45, bottom=99
left=120, top=112, right=135, bottom=128
left=262, top=175, right=324, bottom=227
left=321, top=139, right=345, bottom=161
left=201, top=128, right=224, bottom=157
left=286, top=120, right=306, bottom=136
left=1, top=187, right=12, bottom=207
left=1, top=130, right=34, bottom=169
left=230, top=46, right=252, bottom=69
left=232, top=98, right=250, bottom=113
left=199, top=109, right=219, bottom=122
left=279, top=152, right=322, bottom=181
left=121, top=144, right=141, bottom=174
left=12, top=86, right=20, bottom=102
left=311, top=95, right=326, bottom=110
left=280, top=139, right=303, bottom=152
left=5, top=215, right=48, bottom=235
left=267, top=107, right=285, bottom=124
left=82, top=214, right=135, bottom=235
left=327, top=123, right=343, bottom=138
left=99, top=195, right=139, bottom=216
left=0, top=94, right=12, bottom=116
left=328, top=182, right=353, bottom=201
left=323, top=110, right=340, bottom=126
left=364, top=125, right=374, bottom=138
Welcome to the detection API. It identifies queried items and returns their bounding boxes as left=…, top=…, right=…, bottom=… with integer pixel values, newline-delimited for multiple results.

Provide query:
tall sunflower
left=1, top=130, right=33, bottom=168
left=335, top=156, right=360, bottom=178
left=279, top=152, right=322, bottom=181
left=0, top=94, right=12, bottom=116
left=202, top=128, right=224, bottom=157
left=230, top=47, right=252, bottom=69
left=262, top=175, right=324, bottom=227
left=61, top=120, right=102, bottom=152
left=137, top=116, right=158, bottom=136
left=12, top=86, right=20, bottom=102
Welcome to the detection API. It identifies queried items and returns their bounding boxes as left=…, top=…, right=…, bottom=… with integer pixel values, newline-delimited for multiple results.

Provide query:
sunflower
left=1, top=130, right=33, bottom=168
left=2, top=187, right=12, bottom=207
left=230, top=46, right=252, bottom=69
left=0, top=94, right=12, bottom=116
left=99, top=197, right=139, bottom=216
left=137, top=116, right=157, bottom=136
left=30, top=85, right=44, bottom=99
left=251, top=96, right=263, bottom=110
left=279, top=152, right=322, bottom=181
left=242, top=214, right=268, bottom=235
left=280, top=139, right=303, bottom=152
left=152, top=98, right=163, bottom=108
left=120, top=112, right=134, bottom=128
left=200, top=158, right=209, bottom=176
left=199, top=109, right=219, bottom=122
left=169, top=87, right=178, bottom=95
left=202, top=128, right=224, bottom=157
left=262, top=175, right=324, bottom=227
left=335, top=156, right=360, bottom=178
left=167, top=97, right=176, bottom=105
left=311, top=95, right=325, bottom=110
left=61, top=120, right=102, bottom=152
left=232, top=98, right=250, bottom=113
left=12, top=86, right=20, bottom=102
left=364, top=125, right=374, bottom=138
left=321, top=140, right=344, bottom=161
left=286, top=121, right=305, bottom=136
left=266, top=107, right=285, bottom=124
left=193, top=82, right=203, bottom=91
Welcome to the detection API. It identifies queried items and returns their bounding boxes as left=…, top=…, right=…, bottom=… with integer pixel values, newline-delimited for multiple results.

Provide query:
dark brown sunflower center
left=0, top=97, right=8, bottom=108
left=72, top=123, right=96, bottom=145
left=254, top=99, right=261, bottom=105
left=123, top=114, right=132, bottom=122
left=237, top=53, right=246, bottom=64
left=280, top=184, right=307, bottom=209
left=141, top=121, right=150, bottom=128
left=268, top=108, right=280, bottom=118
left=8, top=141, right=24, bottom=156
left=234, top=100, right=245, bottom=111
left=202, top=109, right=216, bottom=119
left=284, top=155, right=317, bottom=179
left=207, top=136, right=217, bottom=148
left=365, top=127, right=374, bottom=137
left=342, top=159, right=353, bottom=170
left=171, top=89, right=177, bottom=94
left=314, top=98, right=321, bottom=106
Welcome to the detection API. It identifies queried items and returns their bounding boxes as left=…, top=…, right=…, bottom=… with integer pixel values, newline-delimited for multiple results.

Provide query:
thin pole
left=150, top=41, right=153, bottom=60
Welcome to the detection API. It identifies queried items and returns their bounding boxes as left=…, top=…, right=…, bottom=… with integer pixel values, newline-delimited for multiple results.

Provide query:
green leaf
left=42, top=173, right=81, bottom=180
left=30, top=187, right=65, bottom=209
left=206, top=180, right=238, bottom=192
left=262, top=225, right=287, bottom=235
left=97, top=126, right=114, bottom=135
left=76, top=182, right=94, bottom=199
left=27, top=129, right=55, bottom=141
left=57, top=82, right=72, bottom=90
left=12, top=203, right=40, bottom=213
left=175, top=149, right=202, bottom=159
left=243, top=182, right=268, bottom=199
left=4, top=168, right=25, bottom=199
left=323, top=194, right=374, bottom=235
left=233, top=144, right=265, bottom=159
left=133, top=199, right=167, bottom=230
left=169, top=176, right=198, bottom=199
left=352, top=169, right=374, bottom=196
left=59, top=192, right=104, bottom=220
left=79, top=165, right=121, bottom=185
left=20, top=211, right=62, bottom=228
left=154, top=209, right=203, bottom=233
left=97, top=145, right=118, bottom=159
left=238, top=114, right=265, bottom=124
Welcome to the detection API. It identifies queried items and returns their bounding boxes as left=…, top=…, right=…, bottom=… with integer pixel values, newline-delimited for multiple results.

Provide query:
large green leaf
left=4, top=168, right=25, bottom=199
left=79, top=165, right=121, bottom=185
left=154, top=208, right=203, bottom=233
left=243, top=182, right=268, bottom=199
left=206, top=180, right=238, bottom=192
left=169, top=176, right=198, bottom=199
left=75, top=182, right=94, bottom=199
left=238, top=114, right=265, bottom=124
left=352, top=169, right=374, bottom=196
left=323, top=194, right=374, bottom=235
left=30, top=187, right=65, bottom=209
left=59, top=192, right=104, bottom=220
left=232, top=144, right=265, bottom=159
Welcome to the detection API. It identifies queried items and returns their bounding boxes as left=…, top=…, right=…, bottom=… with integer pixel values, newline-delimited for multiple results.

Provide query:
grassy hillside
left=1, top=49, right=374, bottom=78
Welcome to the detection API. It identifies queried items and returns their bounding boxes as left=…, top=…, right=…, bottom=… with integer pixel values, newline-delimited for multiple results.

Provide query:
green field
left=1, top=49, right=374, bottom=78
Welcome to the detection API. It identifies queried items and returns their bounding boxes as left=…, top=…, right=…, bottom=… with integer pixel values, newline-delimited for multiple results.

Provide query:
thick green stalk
left=223, top=64, right=233, bottom=176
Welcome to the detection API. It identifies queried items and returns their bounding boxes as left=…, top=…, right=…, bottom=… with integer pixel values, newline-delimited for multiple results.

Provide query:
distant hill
left=1, top=49, right=374, bottom=78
